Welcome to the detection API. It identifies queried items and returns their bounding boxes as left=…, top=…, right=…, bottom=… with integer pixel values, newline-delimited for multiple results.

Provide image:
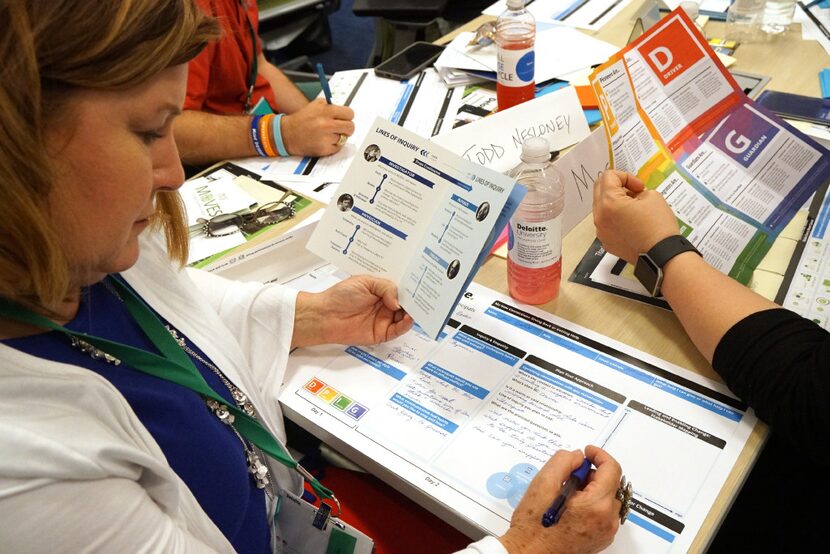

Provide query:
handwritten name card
left=433, top=86, right=591, bottom=174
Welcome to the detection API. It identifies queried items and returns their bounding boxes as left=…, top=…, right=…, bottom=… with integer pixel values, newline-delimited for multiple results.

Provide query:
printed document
left=590, top=8, right=830, bottom=283
left=779, top=184, right=830, bottom=328
left=262, top=69, right=465, bottom=195
left=280, top=281, right=756, bottom=552
left=306, top=117, right=525, bottom=339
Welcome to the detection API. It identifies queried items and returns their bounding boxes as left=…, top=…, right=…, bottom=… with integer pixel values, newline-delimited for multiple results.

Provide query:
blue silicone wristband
left=250, top=115, right=267, bottom=157
left=271, top=113, right=290, bottom=157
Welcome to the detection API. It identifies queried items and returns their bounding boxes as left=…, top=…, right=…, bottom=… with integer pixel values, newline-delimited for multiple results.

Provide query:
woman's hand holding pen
left=281, top=98, right=355, bottom=157
left=499, top=446, right=623, bottom=554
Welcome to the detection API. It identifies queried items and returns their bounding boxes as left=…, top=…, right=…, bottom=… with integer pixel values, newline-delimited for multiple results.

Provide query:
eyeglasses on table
left=194, top=197, right=297, bottom=238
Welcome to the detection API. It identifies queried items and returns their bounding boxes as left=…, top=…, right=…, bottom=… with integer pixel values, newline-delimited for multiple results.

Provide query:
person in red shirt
left=175, top=0, right=354, bottom=165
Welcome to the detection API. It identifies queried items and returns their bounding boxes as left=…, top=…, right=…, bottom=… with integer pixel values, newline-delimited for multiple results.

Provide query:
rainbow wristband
left=258, top=114, right=277, bottom=157
left=250, top=115, right=267, bottom=157
left=271, top=113, right=290, bottom=157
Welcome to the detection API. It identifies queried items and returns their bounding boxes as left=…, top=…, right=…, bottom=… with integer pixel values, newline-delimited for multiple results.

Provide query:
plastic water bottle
left=762, top=0, right=796, bottom=34
left=507, top=137, right=564, bottom=305
left=725, top=0, right=766, bottom=42
left=679, top=1, right=706, bottom=38
left=496, top=0, right=535, bottom=111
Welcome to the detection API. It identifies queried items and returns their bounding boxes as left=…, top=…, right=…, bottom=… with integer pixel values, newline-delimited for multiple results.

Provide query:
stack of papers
left=482, top=0, right=634, bottom=31
left=436, top=66, right=489, bottom=88
left=434, top=26, right=618, bottom=88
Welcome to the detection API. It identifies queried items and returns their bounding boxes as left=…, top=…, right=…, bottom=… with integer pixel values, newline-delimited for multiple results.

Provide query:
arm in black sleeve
left=713, top=308, right=830, bottom=456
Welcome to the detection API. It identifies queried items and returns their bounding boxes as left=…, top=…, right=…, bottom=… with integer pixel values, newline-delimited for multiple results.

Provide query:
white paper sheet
left=433, top=86, right=591, bottom=174
left=551, top=126, right=610, bottom=234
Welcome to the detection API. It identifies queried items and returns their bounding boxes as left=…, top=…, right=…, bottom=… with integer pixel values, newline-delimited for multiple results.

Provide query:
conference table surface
left=214, top=4, right=826, bottom=550
left=438, top=2, right=826, bottom=551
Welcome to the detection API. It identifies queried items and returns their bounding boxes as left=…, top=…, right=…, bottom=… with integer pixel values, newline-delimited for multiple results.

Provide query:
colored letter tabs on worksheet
left=306, top=117, right=525, bottom=339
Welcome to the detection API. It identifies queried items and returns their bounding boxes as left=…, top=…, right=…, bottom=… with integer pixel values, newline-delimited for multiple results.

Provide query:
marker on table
left=541, top=458, right=592, bottom=527
left=316, top=62, right=333, bottom=104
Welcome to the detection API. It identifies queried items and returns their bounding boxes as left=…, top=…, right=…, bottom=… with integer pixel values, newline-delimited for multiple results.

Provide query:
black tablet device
left=374, top=42, right=445, bottom=81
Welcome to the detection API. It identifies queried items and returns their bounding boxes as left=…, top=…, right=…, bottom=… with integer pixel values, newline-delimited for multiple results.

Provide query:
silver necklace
left=69, top=336, right=121, bottom=365
left=65, top=298, right=274, bottom=495
left=164, top=325, right=273, bottom=494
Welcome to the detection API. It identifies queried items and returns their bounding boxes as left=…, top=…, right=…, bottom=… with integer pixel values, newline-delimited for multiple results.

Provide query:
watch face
left=634, top=254, right=660, bottom=296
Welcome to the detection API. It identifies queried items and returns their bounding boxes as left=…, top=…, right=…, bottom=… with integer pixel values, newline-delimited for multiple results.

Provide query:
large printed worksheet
left=590, top=8, right=830, bottom=283
left=306, top=117, right=523, bottom=339
left=281, top=278, right=756, bottom=552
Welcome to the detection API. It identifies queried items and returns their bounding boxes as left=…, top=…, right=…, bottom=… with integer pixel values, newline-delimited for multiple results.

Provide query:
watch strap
left=646, top=235, right=701, bottom=268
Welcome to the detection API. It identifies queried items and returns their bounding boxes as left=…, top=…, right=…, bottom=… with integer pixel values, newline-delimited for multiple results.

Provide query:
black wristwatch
left=634, top=235, right=701, bottom=297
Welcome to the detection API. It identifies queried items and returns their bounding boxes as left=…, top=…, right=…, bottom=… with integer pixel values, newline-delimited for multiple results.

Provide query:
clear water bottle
left=496, top=0, right=535, bottom=112
left=507, top=137, right=564, bottom=305
left=725, top=0, right=766, bottom=42
left=762, top=0, right=796, bottom=34
left=680, top=1, right=706, bottom=38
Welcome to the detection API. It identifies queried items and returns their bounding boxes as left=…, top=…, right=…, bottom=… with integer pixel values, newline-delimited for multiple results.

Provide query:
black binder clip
left=312, top=502, right=331, bottom=530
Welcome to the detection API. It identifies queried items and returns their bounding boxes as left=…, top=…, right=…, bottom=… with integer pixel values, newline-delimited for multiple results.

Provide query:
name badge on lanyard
left=273, top=489, right=374, bottom=554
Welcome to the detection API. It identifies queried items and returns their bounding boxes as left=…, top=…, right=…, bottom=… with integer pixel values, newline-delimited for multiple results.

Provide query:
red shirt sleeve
left=183, top=0, right=216, bottom=111
left=184, top=42, right=214, bottom=111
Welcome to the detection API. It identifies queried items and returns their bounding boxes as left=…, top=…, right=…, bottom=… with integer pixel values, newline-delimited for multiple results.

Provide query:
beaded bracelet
left=249, top=115, right=267, bottom=157
left=271, top=113, right=290, bottom=157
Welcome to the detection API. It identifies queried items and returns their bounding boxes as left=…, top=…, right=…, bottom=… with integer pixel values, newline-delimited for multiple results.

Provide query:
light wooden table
left=440, top=2, right=827, bottom=551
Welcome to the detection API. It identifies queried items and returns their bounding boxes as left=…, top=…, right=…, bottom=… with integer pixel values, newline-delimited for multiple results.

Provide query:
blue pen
left=316, top=63, right=333, bottom=104
left=541, top=458, right=592, bottom=527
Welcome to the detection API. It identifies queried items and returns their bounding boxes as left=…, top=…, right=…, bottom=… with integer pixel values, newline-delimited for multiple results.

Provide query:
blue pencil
left=316, top=63, right=333, bottom=104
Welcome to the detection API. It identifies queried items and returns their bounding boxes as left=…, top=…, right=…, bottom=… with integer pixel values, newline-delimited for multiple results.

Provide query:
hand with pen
left=499, top=446, right=625, bottom=554
left=279, top=63, right=355, bottom=157
left=280, top=98, right=355, bottom=158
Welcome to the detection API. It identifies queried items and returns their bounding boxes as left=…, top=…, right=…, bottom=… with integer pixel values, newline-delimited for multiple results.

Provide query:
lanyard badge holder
left=0, top=276, right=372, bottom=553
left=273, top=488, right=373, bottom=554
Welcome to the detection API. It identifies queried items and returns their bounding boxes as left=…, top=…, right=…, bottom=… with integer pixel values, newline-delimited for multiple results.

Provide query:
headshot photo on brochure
left=337, top=193, right=354, bottom=212
left=364, top=144, right=381, bottom=163
left=447, top=259, right=461, bottom=280
left=476, top=201, right=490, bottom=222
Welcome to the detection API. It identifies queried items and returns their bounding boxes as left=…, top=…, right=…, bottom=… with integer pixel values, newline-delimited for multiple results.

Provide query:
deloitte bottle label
left=497, top=48, right=534, bottom=87
left=508, top=217, right=561, bottom=268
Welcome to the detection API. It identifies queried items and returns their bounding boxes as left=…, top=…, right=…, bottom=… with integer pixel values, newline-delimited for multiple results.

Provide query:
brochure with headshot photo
left=307, top=116, right=525, bottom=339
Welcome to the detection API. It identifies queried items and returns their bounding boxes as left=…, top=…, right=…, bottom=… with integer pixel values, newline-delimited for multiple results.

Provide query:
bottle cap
left=521, top=136, right=550, bottom=163
left=506, top=0, right=525, bottom=10
left=679, top=1, right=699, bottom=20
